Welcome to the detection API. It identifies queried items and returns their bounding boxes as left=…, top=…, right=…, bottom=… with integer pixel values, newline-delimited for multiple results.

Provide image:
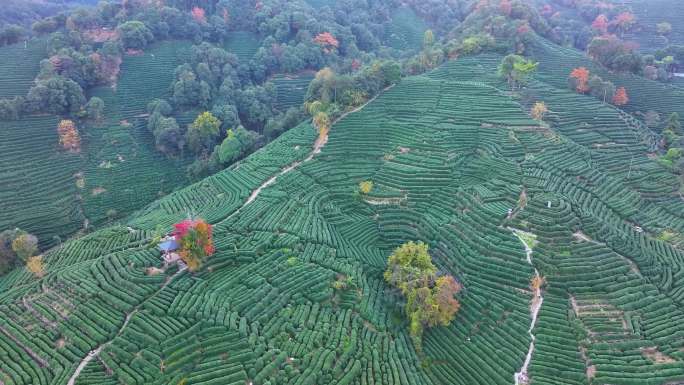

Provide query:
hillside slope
left=0, top=41, right=194, bottom=248
left=2, top=56, right=684, bottom=385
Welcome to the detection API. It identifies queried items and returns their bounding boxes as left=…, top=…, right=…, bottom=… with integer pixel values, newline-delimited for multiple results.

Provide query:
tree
left=155, top=117, right=185, bottom=155
left=587, top=35, right=633, bottom=70
left=384, top=241, right=462, bottom=350
left=667, top=113, right=681, bottom=134
left=612, top=12, right=636, bottom=36
left=216, top=126, right=261, bottom=165
left=499, top=0, right=512, bottom=16
left=173, top=219, right=215, bottom=272
left=85, top=97, right=105, bottom=121
left=423, top=30, right=435, bottom=48
left=359, top=181, right=373, bottom=194
left=313, top=32, right=339, bottom=53
left=26, top=256, right=45, bottom=278
left=32, top=19, right=60, bottom=35
left=569, top=67, right=590, bottom=93
left=588, top=75, right=615, bottom=103
left=313, top=111, right=331, bottom=140
left=499, top=54, right=538, bottom=90
left=0, top=25, right=25, bottom=47
left=0, top=229, right=21, bottom=276
left=657, top=22, right=673, bottom=36
left=12, top=233, right=38, bottom=261
left=531, top=101, right=548, bottom=122
left=187, top=111, right=222, bottom=154
left=26, top=77, right=85, bottom=114
left=118, top=21, right=154, bottom=50
left=191, top=7, right=207, bottom=24
left=591, top=14, right=609, bottom=35
left=57, top=120, right=81, bottom=153
left=432, top=276, right=462, bottom=326
left=663, top=112, right=681, bottom=149
left=612, top=87, right=629, bottom=106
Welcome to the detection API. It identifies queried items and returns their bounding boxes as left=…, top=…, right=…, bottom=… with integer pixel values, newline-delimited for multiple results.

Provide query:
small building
left=158, top=238, right=179, bottom=253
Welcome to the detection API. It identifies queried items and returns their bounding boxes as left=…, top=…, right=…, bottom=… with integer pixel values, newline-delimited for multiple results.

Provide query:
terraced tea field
left=385, top=8, right=428, bottom=52
left=3, top=51, right=684, bottom=384
left=223, top=31, right=261, bottom=63
left=80, top=40, right=194, bottom=228
left=271, top=73, right=315, bottom=111
left=0, top=40, right=194, bottom=247
left=0, top=38, right=47, bottom=99
left=0, top=116, right=83, bottom=246
left=528, top=37, right=684, bottom=133
left=621, top=0, right=684, bottom=52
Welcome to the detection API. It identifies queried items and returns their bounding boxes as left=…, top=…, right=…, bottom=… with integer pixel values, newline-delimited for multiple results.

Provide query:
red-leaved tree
left=191, top=7, right=206, bottom=24
left=173, top=219, right=215, bottom=271
left=612, top=87, right=629, bottom=106
left=569, top=67, right=590, bottom=93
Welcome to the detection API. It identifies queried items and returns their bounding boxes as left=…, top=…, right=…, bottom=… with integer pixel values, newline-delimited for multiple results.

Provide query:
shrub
left=359, top=181, right=373, bottom=194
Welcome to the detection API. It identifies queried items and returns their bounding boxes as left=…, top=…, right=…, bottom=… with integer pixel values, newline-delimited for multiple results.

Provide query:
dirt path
left=219, top=85, right=394, bottom=225
left=0, top=325, right=49, bottom=368
left=511, top=229, right=543, bottom=385
left=66, top=268, right=185, bottom=385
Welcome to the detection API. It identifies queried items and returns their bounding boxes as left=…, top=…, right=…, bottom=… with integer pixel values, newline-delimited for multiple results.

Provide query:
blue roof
left=158, top=239, right=179, bottom=252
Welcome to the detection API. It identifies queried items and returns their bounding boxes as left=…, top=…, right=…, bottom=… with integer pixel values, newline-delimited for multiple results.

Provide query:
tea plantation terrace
left=1, top=58, right=684, bottom=385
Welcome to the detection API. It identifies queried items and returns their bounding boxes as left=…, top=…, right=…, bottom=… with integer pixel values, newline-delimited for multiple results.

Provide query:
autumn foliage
left=173, top=219, right=215, bottom=271
left=313, top=111, right=331, bottom=141
left=531, top=101, right=548, bottom=122
left=26, top=256, right=45, bottom=278
left=191, top=7, right=206, bottom=23
left=612, top=87, right=629, bottom=106
left=569, top=67, right=590, bottom=93
left=313, top=32, right=339, bottom=53
left=612, top=12, right=635, bottom=34
left=384, top=241, right=462, bottom=350
left=57, top=120, right=81, bottom=153
left=530, top=275, right=546, bottom=291
left=591, top=14, right=609, bottom=34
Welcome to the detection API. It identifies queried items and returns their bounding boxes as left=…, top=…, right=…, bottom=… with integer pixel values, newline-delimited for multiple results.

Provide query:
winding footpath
left=66, top=268, right=185, bottom=385
left=220, top=84, right=394, bottom=224
left=511, top=229, right=544, bottom=385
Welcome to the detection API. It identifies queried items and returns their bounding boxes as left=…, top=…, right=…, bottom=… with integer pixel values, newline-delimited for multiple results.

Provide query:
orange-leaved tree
left=173, top=219, right=215, bottom=271
left=569, top=67, right=590, bottom=93
left=612, top=87, right=629, bottom=106
left=313, top=32, right=339, bottom=53
left=57, top=120, right=81, bottom=153
left=26, top=256, right=45, bottom=278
